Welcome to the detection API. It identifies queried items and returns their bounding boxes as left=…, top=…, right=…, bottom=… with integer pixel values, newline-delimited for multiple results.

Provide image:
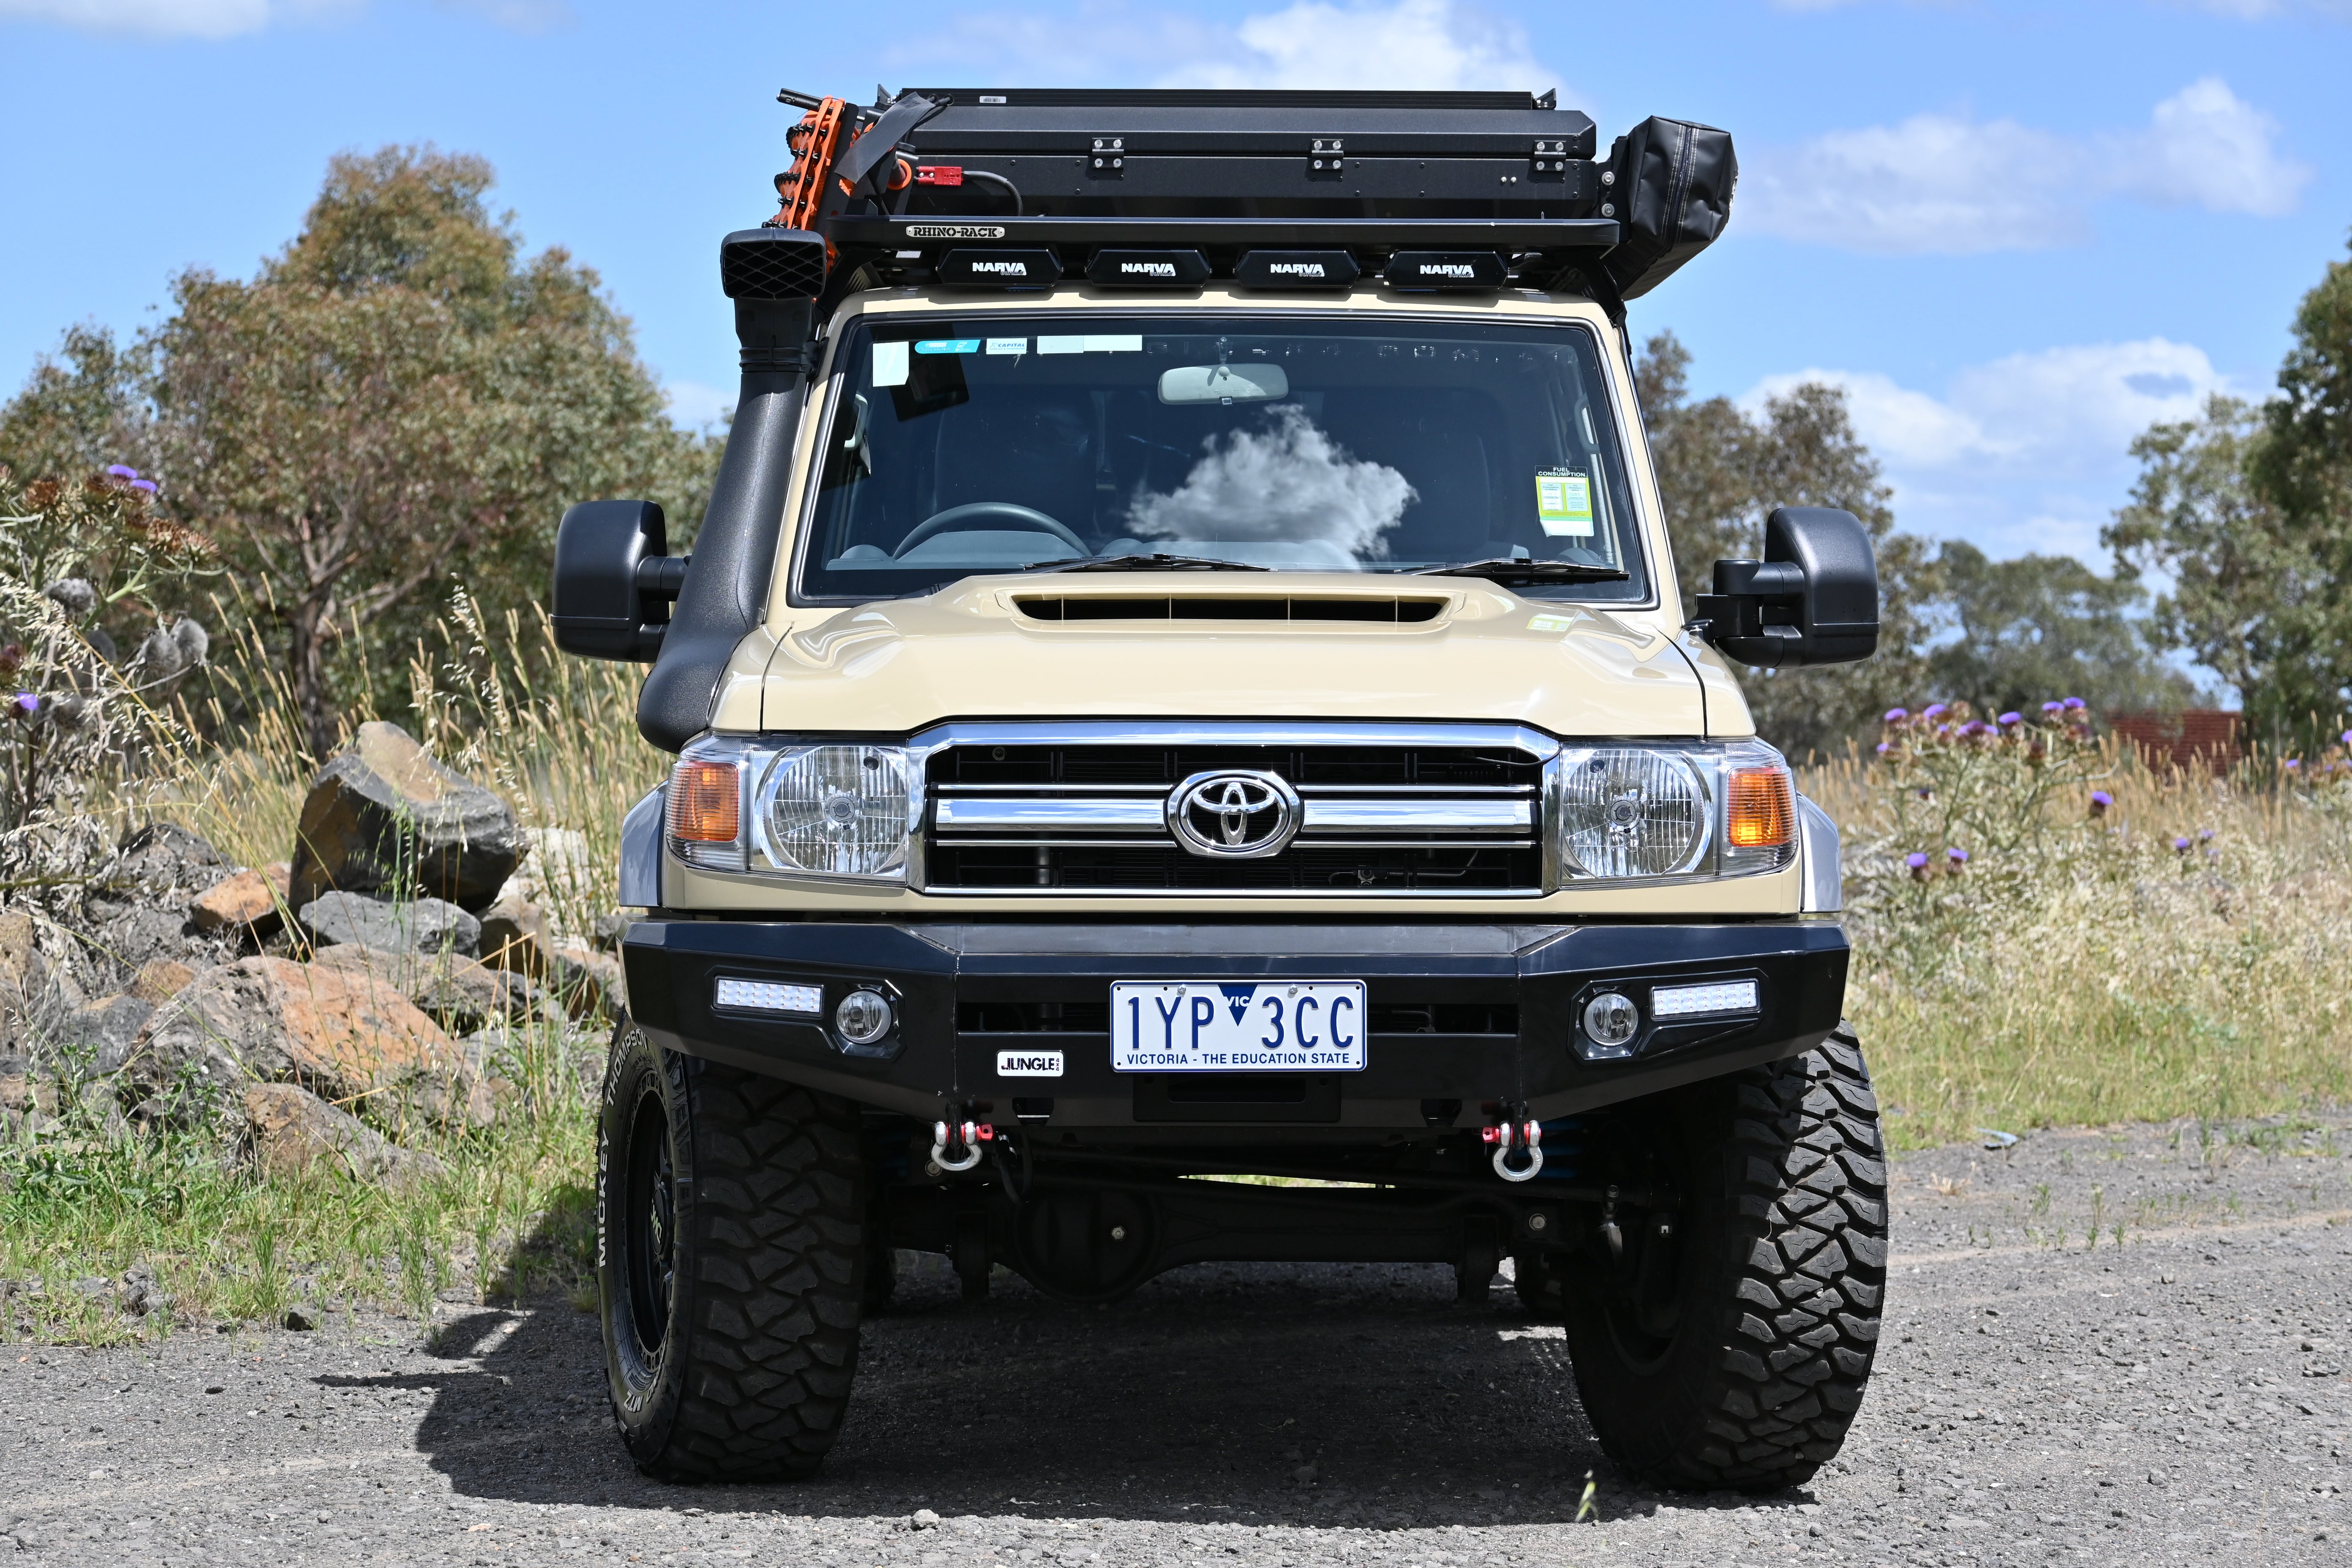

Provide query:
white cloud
left=1749, top=339, right=2228, bottom=478
left=888, top=1, right=1566, bottom=97
left=0, top=0, right=272, bottom=36
left=1742, top=340, right=2236, bottom=559
left=1171, top=0, right=1551, bottom=91
left=1742, top=79, right=2311, bottom=253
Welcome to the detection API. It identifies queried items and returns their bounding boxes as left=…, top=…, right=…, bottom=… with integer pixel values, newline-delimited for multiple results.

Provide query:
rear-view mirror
left=1158, top=363, right=1289, bottom=404
left=1694, top=506, right=1879, bottom=668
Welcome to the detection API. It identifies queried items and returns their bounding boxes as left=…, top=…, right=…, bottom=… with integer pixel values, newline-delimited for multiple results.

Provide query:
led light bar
left=1651, top=979, right=1759, bottom=1018
left=713, top=978, right=824, bottom=1016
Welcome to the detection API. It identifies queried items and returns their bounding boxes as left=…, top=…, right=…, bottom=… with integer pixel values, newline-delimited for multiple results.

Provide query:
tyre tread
left=1654, top=1025, right=1887, bottom=1491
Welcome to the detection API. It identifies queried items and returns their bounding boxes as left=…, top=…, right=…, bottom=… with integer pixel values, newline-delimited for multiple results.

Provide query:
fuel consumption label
left=1535, top=469, right=1595, bottom=537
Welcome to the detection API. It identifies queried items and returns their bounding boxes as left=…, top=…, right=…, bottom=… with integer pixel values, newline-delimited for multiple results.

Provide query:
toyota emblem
left=1165, top=770, right=1302, bottom=859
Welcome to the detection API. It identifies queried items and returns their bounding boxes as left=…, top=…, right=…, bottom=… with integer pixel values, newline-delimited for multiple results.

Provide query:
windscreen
left=795, top=314, right=1650, bottom=603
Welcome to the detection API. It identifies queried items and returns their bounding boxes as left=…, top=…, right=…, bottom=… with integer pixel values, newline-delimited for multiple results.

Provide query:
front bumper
left=622, top=918, right=1848, bottom=1135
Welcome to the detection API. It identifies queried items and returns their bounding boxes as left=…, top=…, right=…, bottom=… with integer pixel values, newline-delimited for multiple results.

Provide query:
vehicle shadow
left=328, top=1257, right=1814, bottom=1529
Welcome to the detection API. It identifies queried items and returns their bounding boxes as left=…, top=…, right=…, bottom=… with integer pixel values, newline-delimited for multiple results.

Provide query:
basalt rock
left=287, top=722, right=524, bottom=913
left=243, top=1081, right=447, bottom=1191
left=310, top=944, right=540, bottom=1035
left=123, top=955, right=494, bottom=1130
left=188, top=865, right=290, bottom=937
left=298, top=891, right=481, bottom=958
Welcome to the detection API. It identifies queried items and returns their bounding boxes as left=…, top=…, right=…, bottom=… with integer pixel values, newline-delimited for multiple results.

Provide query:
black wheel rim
left=623, top=1087, right=675, bottom=1361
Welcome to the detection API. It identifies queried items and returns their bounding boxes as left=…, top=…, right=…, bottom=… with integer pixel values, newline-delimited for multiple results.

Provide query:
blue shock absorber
left=1533, top=1115, right=1585, bottom=1180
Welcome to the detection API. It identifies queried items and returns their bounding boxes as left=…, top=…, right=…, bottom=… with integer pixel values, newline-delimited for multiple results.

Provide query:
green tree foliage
left=2108, top=235, right=2352, bottom=743
left=1636, top=331, right=1931, bottom=758
left=1, top=147, right=722, bottom=759
left=1919, top=540, right=2196, bottom=720
left=2105, top=394, right=2309, bottom=724
left=0, top=325, right=152, bottom=482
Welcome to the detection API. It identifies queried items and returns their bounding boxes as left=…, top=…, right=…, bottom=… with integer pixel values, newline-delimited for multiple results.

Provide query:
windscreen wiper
left=1029, top=553, right=1271, bottom=573
left=1416, top=558, right=1631, bottom=586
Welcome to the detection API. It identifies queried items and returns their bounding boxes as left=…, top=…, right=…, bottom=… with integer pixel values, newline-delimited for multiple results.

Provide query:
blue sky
left=2, top=0, right=2346, bottom=571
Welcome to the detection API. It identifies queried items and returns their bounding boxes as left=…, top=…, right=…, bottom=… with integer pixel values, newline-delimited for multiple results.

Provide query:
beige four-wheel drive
left=553, top=84, right=1886, bottom=1492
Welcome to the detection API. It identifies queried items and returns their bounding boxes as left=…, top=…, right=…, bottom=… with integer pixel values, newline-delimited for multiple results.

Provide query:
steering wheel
left=895, top=502, right=1086, bottom=557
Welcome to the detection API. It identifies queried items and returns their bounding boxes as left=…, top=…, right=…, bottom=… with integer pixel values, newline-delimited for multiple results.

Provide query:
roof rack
left=728, top=87, right=1736, bottom=325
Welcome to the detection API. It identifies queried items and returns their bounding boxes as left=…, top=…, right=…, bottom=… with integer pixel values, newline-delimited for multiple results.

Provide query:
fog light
left=1581, top=991, right=1640, bottom=1058
left=834, top=988, right=894, bottom=1046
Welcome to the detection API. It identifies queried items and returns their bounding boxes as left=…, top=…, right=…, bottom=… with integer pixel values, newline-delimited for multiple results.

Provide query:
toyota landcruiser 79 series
left=551, top=85, right=1887, bottom=1493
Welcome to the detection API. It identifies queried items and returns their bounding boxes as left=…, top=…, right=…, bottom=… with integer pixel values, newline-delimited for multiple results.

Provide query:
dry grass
left=0, top=604, right=659, bottom=1342
left=1808, top=734, right=2352, bottom=1149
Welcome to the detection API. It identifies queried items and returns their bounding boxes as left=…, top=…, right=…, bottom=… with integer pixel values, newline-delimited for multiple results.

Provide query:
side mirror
left=550, top=500, right=689, bottom=662
left=1693, top=506, right=1879, bottom=667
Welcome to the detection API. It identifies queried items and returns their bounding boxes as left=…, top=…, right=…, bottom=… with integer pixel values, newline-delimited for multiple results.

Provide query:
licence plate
left=1109, top=981, right=1368, bottom=1073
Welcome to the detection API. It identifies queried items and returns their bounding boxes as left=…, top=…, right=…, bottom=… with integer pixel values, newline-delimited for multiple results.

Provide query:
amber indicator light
left=1726, top=767, right=1795, bottom=848
left=668, top=760, right=740, bottom=843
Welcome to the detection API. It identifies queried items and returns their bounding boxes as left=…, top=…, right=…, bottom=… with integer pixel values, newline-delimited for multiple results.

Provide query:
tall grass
left=0, top=604, right=659, bottom=1342
left=7, top=628, right=2350, bottom=1340
left=1809, top=714, right=2352, bottom=1149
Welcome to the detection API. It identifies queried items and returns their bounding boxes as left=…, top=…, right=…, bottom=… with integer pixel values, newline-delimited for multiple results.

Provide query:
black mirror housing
left=1694, top=506, right=1879, bottom=668
left=551, top=500, right=687, bottom=662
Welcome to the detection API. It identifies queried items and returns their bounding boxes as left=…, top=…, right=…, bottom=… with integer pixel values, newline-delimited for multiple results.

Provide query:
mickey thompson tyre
left=1561, top=1028, right=1888, bottom=1491
left=596, top=1021, right=868, bottom=1481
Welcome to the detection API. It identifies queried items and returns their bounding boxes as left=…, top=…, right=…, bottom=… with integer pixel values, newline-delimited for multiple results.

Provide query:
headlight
left=667, top=736, right=918, bottom=883
left=757, top=744, right=917, bottom=879
left=1557, top=747, right=1712, bottom=877
left=1555, top=740, right=1795, bottom=882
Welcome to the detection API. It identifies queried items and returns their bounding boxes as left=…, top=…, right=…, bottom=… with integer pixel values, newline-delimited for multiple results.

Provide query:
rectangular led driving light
left=1651, top=980, right=1759, bottom=1018
left=714, top=978, right=823, bottom=1016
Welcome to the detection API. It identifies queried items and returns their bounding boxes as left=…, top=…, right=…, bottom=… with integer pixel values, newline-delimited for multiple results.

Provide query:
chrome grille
left=919, top=728, right=1548, bottom=895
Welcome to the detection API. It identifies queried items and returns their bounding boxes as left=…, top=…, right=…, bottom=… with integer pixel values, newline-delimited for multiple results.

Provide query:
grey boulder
left=299, top=892, right=481, bottom=958
left=287, top=721, right=523, bottom=912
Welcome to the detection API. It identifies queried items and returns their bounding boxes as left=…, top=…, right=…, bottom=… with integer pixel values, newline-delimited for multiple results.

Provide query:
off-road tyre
left=1562, top=1027, right=1887, bottom=1492
left=597, top=1020, right=867, bottom=1481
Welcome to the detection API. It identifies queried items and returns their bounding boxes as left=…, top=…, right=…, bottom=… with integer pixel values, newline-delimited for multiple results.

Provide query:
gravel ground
left=5, top=1113, right=2349, bottom=1566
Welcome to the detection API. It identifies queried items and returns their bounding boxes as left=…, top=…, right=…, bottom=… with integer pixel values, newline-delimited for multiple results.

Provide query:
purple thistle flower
left=9, top=693, right=35, bottom=716
left=127, top=478, right=157, bottom=494
left=2286, top=758, right=2302, bottom=771
left=2042, top=700, right=2064, bottom=714
left=1874, top=741, right=1891, bottom=756
left=1884, top=708, right=1908, bottom=723
left=2172, top=836, right=2191, bottom=852
left=2063, top=697, right=2086, bottom=710
left=105, top=464, right=138, bottom=480
left=1961, top=720, right=1988, bottom=737
left=1923, top=702, right=1948, bottom=720
left=2198, top=828, right=2215, bottom=841
left=2341, top=730, right=2352, bottom=747
left=1905, top=852, right=1929, bottom=868
left=2089, top=790, right=2112, bottom=817
left=1946, top=847, right=1969, bottom=865
left=1998, top=711, right=2022, bottom=726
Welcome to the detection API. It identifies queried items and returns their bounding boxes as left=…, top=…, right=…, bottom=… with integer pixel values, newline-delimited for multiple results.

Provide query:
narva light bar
left=1382, top=250, right=1511, bottom=290
left=1235, top=250, right=1360, bottom=289
left=936, top=248, right=1063, bottom=288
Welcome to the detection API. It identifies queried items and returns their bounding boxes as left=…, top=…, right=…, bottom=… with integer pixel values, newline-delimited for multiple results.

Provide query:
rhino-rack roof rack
left=728, top=87, right=1735, bottom=327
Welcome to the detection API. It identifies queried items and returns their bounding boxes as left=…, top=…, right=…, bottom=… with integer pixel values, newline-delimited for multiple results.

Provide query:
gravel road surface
left=5, top=1113, right=2349, bottom=1566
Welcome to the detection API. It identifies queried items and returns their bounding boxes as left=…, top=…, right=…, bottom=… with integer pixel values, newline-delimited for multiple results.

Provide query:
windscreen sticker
left=1039, top=334, right=1144, bottom=355
left=914, top=338, right=982, bottom=355
left=985, top=336, right=1028, bottom=356
left=871, top=340, right=910, bottom=388
left=1527, top=613, right=1575, bottom=633
left=1535, top=469, right=1595, bottom=537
